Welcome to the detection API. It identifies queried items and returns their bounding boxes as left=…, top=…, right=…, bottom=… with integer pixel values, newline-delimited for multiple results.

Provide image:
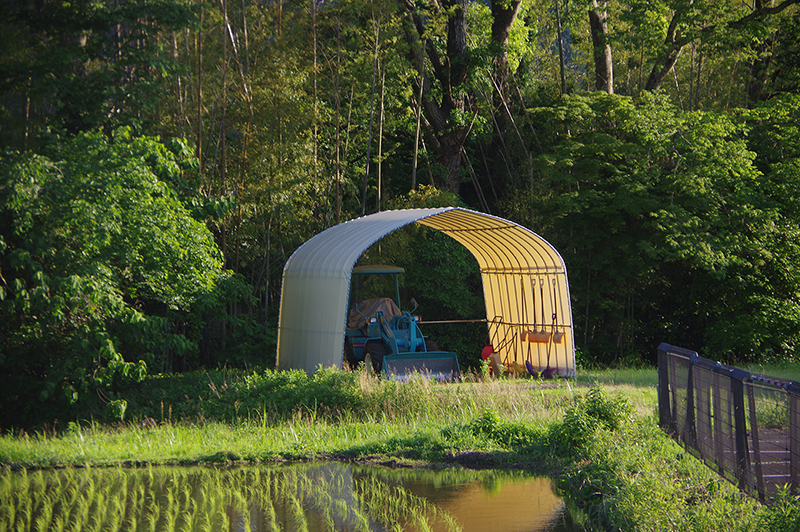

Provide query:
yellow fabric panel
left=419, top=209, right=573, bottom=377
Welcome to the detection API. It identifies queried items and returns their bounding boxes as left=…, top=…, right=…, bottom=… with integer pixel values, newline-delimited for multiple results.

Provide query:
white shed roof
left=276, top=207, right=575, bottom=376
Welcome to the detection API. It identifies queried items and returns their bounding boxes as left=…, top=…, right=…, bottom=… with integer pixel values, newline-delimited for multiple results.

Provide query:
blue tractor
left=343, top=265, right=461, bottom=381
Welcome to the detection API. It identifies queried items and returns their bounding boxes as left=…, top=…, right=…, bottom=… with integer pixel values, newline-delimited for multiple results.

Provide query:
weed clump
left=467, top=410, right=541, bottom=451
left=554, top=385, right=633, bottom=451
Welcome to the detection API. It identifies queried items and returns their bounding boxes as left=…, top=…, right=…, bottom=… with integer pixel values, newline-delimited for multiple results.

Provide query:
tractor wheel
left=362, top=342, right=388, bottom=374
left=424, top=339, right=440, bottom=352
left=343, top=342, right=359, bottom=371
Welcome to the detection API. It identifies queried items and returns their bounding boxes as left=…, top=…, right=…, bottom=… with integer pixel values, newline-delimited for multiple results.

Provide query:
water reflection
left=0, top=463, right=577, bottom=531
left=396, top=474, right=569, bottom=531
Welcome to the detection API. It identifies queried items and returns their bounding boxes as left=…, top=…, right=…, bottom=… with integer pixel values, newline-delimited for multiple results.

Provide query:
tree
left=0, top=128, right=258, bottom=428
left=0, top=0, right=198, bottom=149
left=517, top=92, right=800, bottom=363
left=638, top=0, right=800, bottom=93
left=397, top=0, right=524, bottom=194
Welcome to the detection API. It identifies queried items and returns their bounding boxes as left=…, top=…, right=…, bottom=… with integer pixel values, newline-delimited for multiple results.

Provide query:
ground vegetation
left=2, top=368, right=799, bottom=531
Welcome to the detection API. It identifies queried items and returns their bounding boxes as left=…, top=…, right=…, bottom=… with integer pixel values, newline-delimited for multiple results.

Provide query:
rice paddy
left=0, top=463, right=572, bottom=532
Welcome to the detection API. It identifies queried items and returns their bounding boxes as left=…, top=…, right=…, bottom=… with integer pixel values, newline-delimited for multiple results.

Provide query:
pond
left=0, top=462, right=580, bottom=531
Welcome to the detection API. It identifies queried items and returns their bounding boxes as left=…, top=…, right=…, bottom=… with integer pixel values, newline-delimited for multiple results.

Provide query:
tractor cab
left=344, top=265, right=461, bottom=381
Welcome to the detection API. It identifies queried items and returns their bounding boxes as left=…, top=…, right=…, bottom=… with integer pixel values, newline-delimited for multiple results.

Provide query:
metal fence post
left=657, top=343, right=672, bottom=432
left=747, top=381, right=766, bottom=499
left=729, top=367, right=751, bottom=492
left=789, top=381, right=800, bottom=492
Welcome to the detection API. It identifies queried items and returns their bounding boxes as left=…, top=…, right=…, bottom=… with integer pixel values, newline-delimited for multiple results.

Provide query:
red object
left=481, top=345, right=494, bottom=360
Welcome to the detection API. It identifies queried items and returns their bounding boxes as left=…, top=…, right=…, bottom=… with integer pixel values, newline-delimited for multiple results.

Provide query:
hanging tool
left=528, top=278, right=550, bottom=343
left=541, top=279, right=561, bottom=379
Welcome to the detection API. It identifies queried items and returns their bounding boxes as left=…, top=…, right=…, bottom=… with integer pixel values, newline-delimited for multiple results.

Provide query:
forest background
left=2, top=0, right=800, bottom=429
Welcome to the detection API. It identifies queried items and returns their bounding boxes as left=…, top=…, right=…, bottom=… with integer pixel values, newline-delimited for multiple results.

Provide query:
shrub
left=555, top=385, right=633, bottom=450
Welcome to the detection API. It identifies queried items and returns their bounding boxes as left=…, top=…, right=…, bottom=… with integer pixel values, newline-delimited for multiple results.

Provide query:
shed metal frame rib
left=277, top=207, right=575, bottom=376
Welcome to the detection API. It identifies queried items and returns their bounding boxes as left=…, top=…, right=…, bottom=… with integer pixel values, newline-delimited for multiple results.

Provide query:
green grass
left=744, top=361, right=800, bottom=383
left=1, top=370, right=656, bottom=468
left=1, top=363, right=799, bottom=531
left=576, top=367, right=658, bottom=388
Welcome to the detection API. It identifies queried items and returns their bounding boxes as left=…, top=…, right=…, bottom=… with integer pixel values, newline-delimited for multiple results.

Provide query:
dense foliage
left=519, top=92, right=800, bottom=363
left=0, top=130, right=267, bottom=427
left=1, top=0, right=800, bottom=428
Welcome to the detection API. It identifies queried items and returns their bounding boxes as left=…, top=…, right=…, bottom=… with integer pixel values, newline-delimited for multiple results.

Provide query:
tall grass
left=117, top=367, right=606, bottom=428
left=2, top=371, right=626, bottom=469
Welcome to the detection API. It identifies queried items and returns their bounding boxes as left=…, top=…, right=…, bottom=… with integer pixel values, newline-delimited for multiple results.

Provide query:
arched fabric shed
left=277, top=207, right=575, bottom=377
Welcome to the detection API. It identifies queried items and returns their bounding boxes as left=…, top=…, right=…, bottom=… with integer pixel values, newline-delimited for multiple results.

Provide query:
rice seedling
left=51, top=512, right=69, bottom=532
left=123, top=479, right=146, bottom=531
left=33, top=493, right=54, bottom=531
left=104, top=496, right=123, bottom=532
left=66, top=484, right=90, bottom=532
left=319, top=507, right=335, bottom=532
left=261, top=495, right=282, bottom=532
left=218, top=504, right=231, bottom=531
left=351, top=508, right=372, bottom=532
left=85, top=493, right=105, bottom=532
left=145, top=493, right=160, bottom=532
left=438, top=512, right=463, bottom=532
left=351, top=475, right=460, bottom=532
left=286, top=490, right=309, bottom=532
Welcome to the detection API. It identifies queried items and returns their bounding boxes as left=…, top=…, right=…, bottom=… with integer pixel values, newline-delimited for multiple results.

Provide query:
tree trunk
left=334, top=3, right=342, bottom=224
left=589, top=0, right=614, bottom=94
left=377, top=65, right=385, bottom=211
left=490, top=0, right=522, bottom=109
left=361, top=10, right=380, bottom=214
left=399, top=0, right=471, bottom=195
left=645, top=47, right=682, bottom=92
left=555, top=0, right=567, bottom=95
left=219, top=0, right=228, bottom=265
left=643, top=5, right=684, bottom=92
left=196, top=6, right=203, bottom=168
left=398, top=0, right=523, bottom=195
left=747, top=0, right=778, bottom=106
left=438, top=137, right=465, bottom=194
left=489, top=0, right=522, bottom=144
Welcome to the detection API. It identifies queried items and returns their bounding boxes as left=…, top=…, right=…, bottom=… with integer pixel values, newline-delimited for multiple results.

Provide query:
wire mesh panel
left=671, top=355, right=694, bottom=446
left=692, top=365, right=716, bottom=465
left=658, top=343, right=798, bottom=502
left=712, top=370, right=738, bottom=486
left=746, top=381, right=791, bottom=498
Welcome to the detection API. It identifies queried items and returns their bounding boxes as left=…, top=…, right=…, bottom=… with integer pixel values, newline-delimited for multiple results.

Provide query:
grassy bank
left=1, top=365, right=799, bottom=531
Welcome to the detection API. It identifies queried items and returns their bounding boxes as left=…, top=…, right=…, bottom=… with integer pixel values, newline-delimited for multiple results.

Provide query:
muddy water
left=0, top=462, right=580, bottom=531
left=394, top=474, right=573, bottom=531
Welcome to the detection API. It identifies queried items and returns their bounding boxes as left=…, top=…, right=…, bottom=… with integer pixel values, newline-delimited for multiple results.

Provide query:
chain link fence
left=657, top=343, right=800, bottom=501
